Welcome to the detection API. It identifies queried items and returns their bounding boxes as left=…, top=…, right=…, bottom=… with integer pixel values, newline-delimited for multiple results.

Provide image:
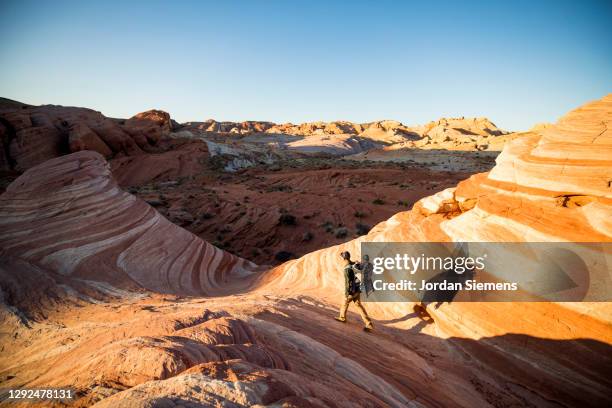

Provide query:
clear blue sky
left=1, top=0, right=611, bottom=131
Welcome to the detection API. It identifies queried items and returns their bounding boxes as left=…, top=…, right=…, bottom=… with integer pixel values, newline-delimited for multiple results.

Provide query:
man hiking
left=335, top=251, right=374, bottom=332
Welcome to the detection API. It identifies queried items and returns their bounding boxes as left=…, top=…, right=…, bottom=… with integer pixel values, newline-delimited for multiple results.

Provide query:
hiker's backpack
left=346, top=265, right=361, bottom=295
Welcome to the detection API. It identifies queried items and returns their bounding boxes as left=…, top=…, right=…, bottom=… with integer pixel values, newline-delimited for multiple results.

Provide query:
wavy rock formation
left=255, top=95, right=612, bottom=406
left=262, top=93, right=612, bottom=324
left=0, top=151, right=258, bottom=296
left=0, top=96, right=610, bottom=407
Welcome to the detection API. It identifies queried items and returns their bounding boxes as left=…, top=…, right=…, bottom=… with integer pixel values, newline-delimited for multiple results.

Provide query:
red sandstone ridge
left=0, top=98, right=173, bottom=171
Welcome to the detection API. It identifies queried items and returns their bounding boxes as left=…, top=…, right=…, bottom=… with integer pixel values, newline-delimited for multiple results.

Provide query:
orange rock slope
left=0, top=95, right=611, bottom=407
left=262, top=94, right=612, bottom=333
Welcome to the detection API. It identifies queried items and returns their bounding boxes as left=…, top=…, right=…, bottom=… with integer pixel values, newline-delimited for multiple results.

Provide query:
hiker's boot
left=363, top=323, right=373, bottom=332
left=334, top=317, right=346, bottom=323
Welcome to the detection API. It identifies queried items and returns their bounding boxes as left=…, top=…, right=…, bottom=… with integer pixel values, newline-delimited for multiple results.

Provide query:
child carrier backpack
left=346, top=265, right=361, bottom=295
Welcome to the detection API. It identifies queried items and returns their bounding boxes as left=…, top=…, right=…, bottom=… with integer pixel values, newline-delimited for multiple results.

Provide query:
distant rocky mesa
left=184, top=116, right=508, bottom=143
left=0, top=96, right=512, bottom=173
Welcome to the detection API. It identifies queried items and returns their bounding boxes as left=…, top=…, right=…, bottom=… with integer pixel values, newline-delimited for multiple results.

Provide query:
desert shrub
left=321, top=221, right=334, bottom=233
left=355, top=223, right=371, bottom=236
left=267, top=184, right=292, bottom=193
left=302, top=231, right=314, bottom=242
left=200, top=212, right=214, bottom=220
left=353, top=211, right=366, bottom=218
left=275, top=251, right=296, bottom=262
left=372, top=198, right=385, bottom=205
left=279, top=214, right=297, bottom=226
left=334, top=227, right=349, bottom=239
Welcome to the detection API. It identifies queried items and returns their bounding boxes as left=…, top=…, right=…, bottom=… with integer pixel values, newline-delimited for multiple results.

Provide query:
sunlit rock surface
left=0, top=95, right=610, bottom=407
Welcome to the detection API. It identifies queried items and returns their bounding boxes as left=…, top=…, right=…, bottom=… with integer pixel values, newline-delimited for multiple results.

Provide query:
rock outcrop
left=0, top=99, right=174, bottom=171
left=183, top=117, right=506, bottom=146
left=254, top=95, right=612, bottom=406
left=0, top=95, right=610, bottom=408
left=0, top=151, right=258, bottom=296
left=262, top=93, right=612, bottom=326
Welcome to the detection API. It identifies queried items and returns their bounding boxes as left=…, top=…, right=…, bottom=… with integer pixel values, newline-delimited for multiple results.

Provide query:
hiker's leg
left=338, top=295, right=350, bottom=320
left=353, top=294, right=372, bottom=328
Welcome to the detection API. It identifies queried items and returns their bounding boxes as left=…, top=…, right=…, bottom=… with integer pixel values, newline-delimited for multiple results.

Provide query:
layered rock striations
left=0, top=96, right=610, bottom=407
left=0, top=151, right=258, bottom=296
left=253, top=95, right=612, bottom=406
left=262, top=93, right=612, bottom=323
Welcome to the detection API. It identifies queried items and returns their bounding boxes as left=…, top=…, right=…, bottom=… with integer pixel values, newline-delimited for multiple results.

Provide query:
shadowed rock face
left=0, top=95, right=610, bottom=407
left=0, top=98, right=173, bottom=171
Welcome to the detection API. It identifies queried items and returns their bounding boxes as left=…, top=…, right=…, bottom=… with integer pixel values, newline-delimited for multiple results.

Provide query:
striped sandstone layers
left=0, top=151, right=258, bottom=296
left=254, top=95, right=612, bottom=406
left=0, top=95, right=610, bottom=407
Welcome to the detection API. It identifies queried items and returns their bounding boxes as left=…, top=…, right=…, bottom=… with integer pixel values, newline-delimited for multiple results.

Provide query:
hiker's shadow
left=378, top=311, right=419, bottom=324
left=408, top=316, right=434, bottom=334
left=378, top=310, right=435, bottom=334
left=419, top=267, right=476, bottom=310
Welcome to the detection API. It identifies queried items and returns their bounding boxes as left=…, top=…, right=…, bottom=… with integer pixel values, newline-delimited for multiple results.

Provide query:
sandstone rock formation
left=183, top=117, right=502, bottom=148
left=0, top=151, right=258, bottom=296
left=0, top=95, right=610, bottom=407
left=110, top=137, right=210, bottom=187
left=348, top=117, right=519, bottom=172
left=262, top=94, right=612, bottom=322
left=255, top=94, right=612, bottom=405
left=0, top=98, right=174, bottom=172
left=1, top=96, right=513, bottom=179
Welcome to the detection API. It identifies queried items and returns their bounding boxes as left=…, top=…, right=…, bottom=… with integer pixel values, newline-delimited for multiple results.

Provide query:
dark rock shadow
left=259, top=297, right=612, bottom=408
